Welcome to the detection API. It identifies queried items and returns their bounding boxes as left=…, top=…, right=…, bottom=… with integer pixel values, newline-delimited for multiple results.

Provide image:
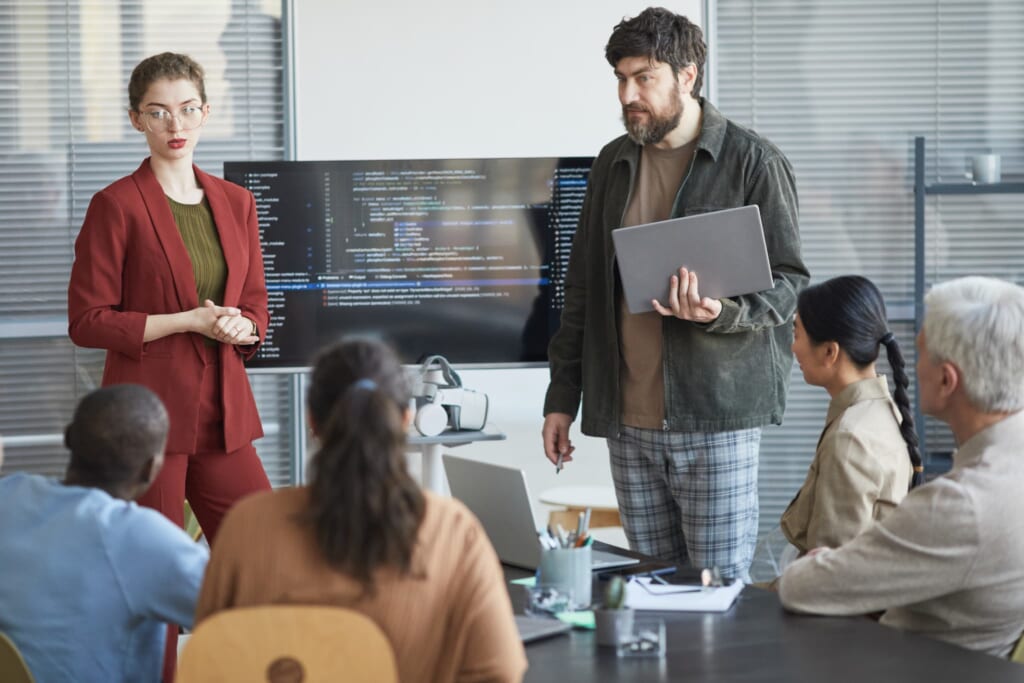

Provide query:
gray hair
left=923, top=276, right=1024, bottom=413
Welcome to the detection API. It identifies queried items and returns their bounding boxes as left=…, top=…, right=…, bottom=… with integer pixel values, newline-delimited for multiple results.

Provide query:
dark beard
left=622, top=104, right=683, bottom=145
left=620, top=82, right=684, bottom=145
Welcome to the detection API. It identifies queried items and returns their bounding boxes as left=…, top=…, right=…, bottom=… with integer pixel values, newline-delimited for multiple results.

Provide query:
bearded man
left=542, top=7, right=809, bottom=580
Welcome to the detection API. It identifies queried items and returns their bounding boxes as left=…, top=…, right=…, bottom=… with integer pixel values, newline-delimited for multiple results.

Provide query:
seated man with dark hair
left=779, top=276, right=1024, bottom=657
left=0, top=384, right=208, bottom=682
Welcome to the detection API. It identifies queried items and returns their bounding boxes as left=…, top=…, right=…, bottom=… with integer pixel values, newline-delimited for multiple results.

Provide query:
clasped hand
left=651, top=267, right=722, bottom=322
left=196, top=299, right=258, bottom=345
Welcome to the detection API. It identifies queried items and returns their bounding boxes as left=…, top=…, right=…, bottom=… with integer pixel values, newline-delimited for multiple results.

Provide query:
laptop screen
left=443, top=455, right=641, bottom=572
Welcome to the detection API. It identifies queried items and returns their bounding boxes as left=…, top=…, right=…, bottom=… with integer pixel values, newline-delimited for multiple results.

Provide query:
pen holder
left=537, top=545, right=592, bottom=609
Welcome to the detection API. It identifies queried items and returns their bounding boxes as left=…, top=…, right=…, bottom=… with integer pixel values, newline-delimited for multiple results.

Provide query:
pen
left=582, top=507, right=591, bottom=537
left=556, top=524, right=569, bottom=548
left=555, top=451, right=564, bottom=474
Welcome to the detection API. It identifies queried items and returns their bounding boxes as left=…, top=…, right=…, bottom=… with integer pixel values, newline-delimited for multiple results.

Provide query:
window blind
left=0, top=1, right=292, bottom=486
left=714, top=0, right=1024, bottom=533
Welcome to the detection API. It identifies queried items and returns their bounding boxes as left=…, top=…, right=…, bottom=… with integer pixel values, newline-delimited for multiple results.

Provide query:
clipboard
left=611, top=205, right=773, bottom=314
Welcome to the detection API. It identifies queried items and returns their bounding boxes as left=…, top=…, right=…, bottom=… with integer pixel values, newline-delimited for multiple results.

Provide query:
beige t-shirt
left=619, top=141, right=696, bottom=428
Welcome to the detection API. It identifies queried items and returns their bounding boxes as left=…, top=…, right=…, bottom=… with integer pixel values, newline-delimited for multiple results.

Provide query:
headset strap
left=419, top=354, right=462, bottom=388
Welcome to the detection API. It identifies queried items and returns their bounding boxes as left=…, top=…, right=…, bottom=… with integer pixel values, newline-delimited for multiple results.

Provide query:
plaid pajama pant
left=607, top=425, right=761, bottom=581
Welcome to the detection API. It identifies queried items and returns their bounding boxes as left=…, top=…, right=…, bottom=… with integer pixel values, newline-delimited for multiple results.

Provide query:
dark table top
left=505, top=548, right=1024, bottom=682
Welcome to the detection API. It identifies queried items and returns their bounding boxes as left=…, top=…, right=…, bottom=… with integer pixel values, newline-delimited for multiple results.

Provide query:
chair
left=176, top=605, right=398, bottom=683
left=0, top=632, right=35, bottom=683
left=1010, top=632, right=1024, bottom=664
left=540, top=485, right=622, bottom=531
left=183, top=499, right=203, bottom=542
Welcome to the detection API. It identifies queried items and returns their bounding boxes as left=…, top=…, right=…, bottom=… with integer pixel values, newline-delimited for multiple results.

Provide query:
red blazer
left=68, top=159, right=269, bottom=453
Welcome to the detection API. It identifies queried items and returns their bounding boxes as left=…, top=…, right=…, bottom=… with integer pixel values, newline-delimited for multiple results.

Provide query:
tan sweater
left=195, top=488, right=527, bottom=683
left=780, top=410, right=1024, bottom=657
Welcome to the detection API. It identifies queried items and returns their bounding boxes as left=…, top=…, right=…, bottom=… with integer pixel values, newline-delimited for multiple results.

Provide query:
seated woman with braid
left=195, top=337, right=526, bottom=683
left=780, top=275, right=924, bottom=555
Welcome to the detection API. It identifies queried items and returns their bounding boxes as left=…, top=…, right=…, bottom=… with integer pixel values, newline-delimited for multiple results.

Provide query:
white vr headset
left=410, top=355, right=489, bottom=437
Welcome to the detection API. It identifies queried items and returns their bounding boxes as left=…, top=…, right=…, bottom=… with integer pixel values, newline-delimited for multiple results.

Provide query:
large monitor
left=224, top=157, right=593, bottom=369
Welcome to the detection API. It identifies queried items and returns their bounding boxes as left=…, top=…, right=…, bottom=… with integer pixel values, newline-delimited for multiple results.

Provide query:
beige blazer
left=780, top=376, right=912, bottom=554
left=779, top=410, right=1024, bottom=657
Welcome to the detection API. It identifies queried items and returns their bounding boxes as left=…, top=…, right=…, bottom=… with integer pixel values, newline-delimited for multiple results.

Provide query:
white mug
left=967, top=153, right=1001, bottom=184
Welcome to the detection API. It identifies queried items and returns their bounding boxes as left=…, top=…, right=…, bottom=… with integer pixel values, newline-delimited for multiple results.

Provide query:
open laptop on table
left=443, top=455, right=642, bottom=571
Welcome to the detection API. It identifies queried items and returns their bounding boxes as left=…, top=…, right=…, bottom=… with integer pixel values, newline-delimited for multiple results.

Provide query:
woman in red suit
left=67, top=52, right=271, bottom=680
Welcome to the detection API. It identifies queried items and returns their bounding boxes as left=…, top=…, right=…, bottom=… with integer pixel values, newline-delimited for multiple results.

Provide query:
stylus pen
left=555, top=451, right=564, bottom=474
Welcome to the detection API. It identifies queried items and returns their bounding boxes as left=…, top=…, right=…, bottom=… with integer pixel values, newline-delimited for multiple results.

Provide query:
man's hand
left=542, top=413, right=576, bottom=467
left=652, top=267, right=722, bottom=322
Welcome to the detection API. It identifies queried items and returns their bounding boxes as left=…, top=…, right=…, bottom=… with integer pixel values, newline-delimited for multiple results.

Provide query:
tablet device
left=611, top=205, right=773, bottom=314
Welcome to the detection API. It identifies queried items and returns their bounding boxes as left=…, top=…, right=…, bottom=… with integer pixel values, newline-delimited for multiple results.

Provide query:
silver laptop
left=611, top=204, right=773, bottom=314
left=443, top=455, right=640, bottom=571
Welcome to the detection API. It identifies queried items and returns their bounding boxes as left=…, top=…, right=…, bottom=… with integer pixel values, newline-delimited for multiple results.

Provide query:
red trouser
left=135, top=347, right=272, bottom=683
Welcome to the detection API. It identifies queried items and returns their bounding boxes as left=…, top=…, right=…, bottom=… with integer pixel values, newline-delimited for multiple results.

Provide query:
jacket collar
left=824, top=376, right=899, bottom=428
left=611, top=98, right=728, bottom=169
left=952, top=409, right=1024, bottom=470
left=133, top=158, right=199, bottom=315
left=131, top=157, right=239, bottom=359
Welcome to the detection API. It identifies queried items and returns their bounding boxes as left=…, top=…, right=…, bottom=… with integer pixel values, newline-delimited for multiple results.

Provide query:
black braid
left=882, top=336, right=924, bottom=488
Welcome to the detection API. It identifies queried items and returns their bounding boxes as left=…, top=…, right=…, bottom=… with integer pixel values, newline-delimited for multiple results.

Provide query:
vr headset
left=410, top=355, right=489, bottom=437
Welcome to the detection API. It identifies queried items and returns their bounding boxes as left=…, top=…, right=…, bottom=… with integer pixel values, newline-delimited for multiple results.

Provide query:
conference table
left=505, top=547, right=1024, bottom=682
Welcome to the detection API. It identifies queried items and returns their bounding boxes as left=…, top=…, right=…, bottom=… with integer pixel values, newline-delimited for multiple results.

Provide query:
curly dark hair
left=64, top=384, right=169, bottom=488
left=128, top=52, right=207, bottom=111
left=303, top=337, right=425, bottom=592
left=605, top=7, right=706, bottom=98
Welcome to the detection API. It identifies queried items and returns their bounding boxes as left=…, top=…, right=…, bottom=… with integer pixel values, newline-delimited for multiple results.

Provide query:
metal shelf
left=912, top=136, right=1024, bottom=466
left=925, top=181, right=1024, bottom=195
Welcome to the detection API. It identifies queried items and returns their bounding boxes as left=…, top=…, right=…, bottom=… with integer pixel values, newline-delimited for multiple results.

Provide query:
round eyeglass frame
left=135, top=104, right=209, bottom=133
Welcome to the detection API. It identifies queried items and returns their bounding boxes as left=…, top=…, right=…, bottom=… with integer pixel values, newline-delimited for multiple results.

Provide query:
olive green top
left=168, top=196, right=227, bottom=345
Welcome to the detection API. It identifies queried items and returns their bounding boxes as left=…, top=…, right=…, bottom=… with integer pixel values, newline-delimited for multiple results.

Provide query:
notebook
left=624, top=576, right=745, bottom=612
left=611, top=204, right=773, bottom=314
left=443, top=455, right=641, bottom=571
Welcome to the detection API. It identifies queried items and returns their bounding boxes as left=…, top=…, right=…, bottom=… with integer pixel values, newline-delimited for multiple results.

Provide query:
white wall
left=292, top=0, right=703, bottom=525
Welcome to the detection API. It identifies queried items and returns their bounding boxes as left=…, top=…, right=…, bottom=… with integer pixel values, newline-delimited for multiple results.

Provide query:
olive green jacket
left=544, top=100, right=809, bottom=436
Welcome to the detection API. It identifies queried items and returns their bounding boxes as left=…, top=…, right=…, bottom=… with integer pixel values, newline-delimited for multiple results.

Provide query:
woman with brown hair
left=67, top=51, right=271, bottom=681
left=195, top=337, right=526, bottom=683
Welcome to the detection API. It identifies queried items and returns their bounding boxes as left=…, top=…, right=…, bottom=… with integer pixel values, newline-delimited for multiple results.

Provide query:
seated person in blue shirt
left=0, top=384, right=208, bottom=683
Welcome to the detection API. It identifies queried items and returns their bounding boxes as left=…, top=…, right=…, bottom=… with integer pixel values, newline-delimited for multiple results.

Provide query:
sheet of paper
left=625, top=578, right=744, bottom=612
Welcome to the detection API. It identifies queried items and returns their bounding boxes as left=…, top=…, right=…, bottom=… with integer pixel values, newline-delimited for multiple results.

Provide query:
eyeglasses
left=631, top=566, right=727, bottom=595
left=136, top=105, right=207, bottom=132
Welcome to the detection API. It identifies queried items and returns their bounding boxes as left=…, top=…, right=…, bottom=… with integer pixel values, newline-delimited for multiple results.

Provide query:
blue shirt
left=0, top=473, right=208, bottom=682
